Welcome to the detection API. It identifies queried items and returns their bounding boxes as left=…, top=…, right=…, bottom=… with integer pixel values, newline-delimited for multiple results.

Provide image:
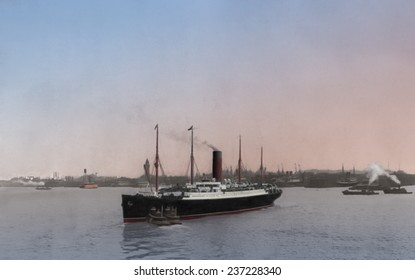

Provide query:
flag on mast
left=188, top=125, right=193, bottom=131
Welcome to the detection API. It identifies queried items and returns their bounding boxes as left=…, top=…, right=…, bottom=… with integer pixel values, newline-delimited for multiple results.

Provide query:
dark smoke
left=167, top=130, right=220, bottom=151
left=202, top=141, right=219, bottom=151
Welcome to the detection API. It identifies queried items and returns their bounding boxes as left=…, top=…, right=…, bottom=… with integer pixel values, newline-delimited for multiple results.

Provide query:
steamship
left=121, top=126, right=282, bottom=223
left=336, top=165, right=358, bottom=186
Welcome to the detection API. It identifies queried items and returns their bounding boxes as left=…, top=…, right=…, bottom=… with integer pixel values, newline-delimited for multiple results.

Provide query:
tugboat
left=349, top=181, right=383, bottom=190
left=342, top=178, right=380, bottom=195
left=383, top=186, right=412, bottom=194
left=121, top=125, right=282, bottom=223
left=342, top=188, right=379, bottom=195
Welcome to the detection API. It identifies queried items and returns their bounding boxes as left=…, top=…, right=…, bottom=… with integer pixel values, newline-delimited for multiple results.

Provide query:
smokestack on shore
left=212, top=150, right=222, bottom=182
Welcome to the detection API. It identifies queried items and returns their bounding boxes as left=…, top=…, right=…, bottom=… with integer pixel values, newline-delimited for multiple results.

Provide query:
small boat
left=349, top=183, right=388, bottom=191
left=80, top=169, right=98, bottom=189
left=147, top=208, right=171, bottom=226
left=342, top=189, right=379, bottom=195
left=80, top=183, right=98, bottom=189
left=35, top=186, right=52, bottom=190
left=383, top=187, right=412, bottom=194
left=164, top=207, right=182, bottom=225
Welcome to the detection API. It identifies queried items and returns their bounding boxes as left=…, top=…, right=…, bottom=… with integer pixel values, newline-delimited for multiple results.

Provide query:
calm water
left=1, top=186, right=415, bottom=259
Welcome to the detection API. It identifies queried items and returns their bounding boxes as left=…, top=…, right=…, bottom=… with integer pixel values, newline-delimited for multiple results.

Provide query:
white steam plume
left=365, top=163, right=401, bottom=185
left=15, top=180, right=45, bottom=186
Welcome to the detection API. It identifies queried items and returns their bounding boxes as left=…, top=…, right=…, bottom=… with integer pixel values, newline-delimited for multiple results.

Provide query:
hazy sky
left=1, top=0, right=415, bottom=179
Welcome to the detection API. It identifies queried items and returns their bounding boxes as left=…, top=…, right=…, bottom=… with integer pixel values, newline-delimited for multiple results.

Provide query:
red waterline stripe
left=123, top=217, right=147, bottom=223
left=123, top=203, right=274, bottom=223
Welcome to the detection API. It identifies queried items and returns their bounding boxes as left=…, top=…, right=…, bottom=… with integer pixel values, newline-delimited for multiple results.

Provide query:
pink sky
left=1, top=1, right=415, bottom=178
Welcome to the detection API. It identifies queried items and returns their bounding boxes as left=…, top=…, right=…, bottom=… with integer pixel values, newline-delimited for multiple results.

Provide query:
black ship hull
left=122, top=190, right=282, bottom=223
left=383, top=187, right=412, bottom=194
left=342, top=189, right=379, bottom=195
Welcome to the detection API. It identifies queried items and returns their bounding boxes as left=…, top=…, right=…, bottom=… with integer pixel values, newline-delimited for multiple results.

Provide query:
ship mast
left=154, top=124, right=159, bottom=192
left=188, top=125, right=194, bottom=184
left=260, top=146, right=264, bottom=185
left=238, top=135, right=242, bottom=184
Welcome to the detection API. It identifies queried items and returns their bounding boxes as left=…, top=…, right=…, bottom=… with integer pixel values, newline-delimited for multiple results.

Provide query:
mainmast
left=238, top=135, right=242, bottom=184
left=188, top=125, right=194, bottom=184
left=154, top=124, right=159, bottom=192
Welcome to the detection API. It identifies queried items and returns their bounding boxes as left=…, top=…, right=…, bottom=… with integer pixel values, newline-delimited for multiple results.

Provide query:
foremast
left=260, top=146, right=264, bottom=186
left=154, top=124, right=159, bottom=192
left=238, top=135, right=242, bottom=184
left=188, top=125, right=194, bottom=184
